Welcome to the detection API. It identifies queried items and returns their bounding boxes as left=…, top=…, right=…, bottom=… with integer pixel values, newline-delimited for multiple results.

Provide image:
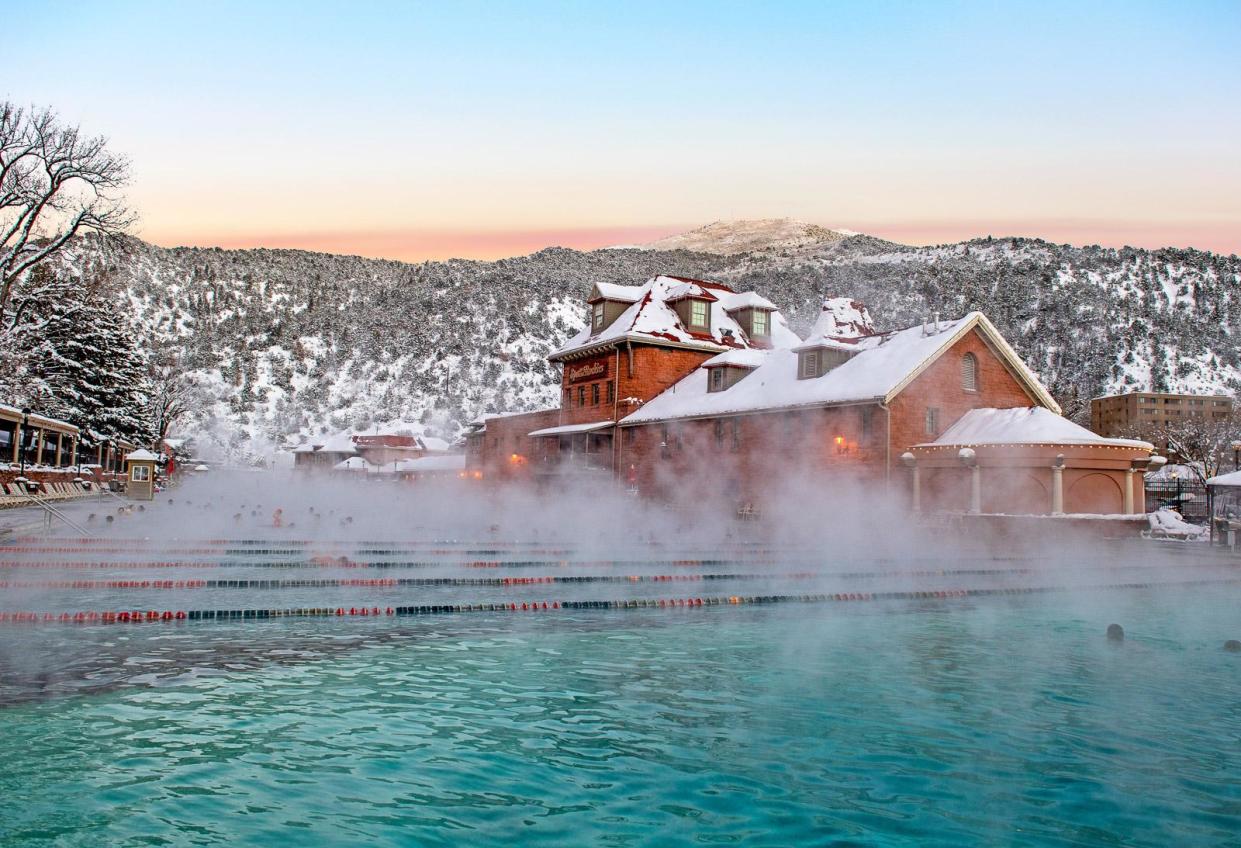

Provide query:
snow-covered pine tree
left=1, top=268, right=155, bottom=446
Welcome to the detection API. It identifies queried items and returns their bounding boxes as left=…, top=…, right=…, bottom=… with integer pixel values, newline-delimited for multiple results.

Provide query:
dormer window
left=689, top=299, right=709, bottom=329
left=797, top=346, right=853, bottom=380
left=799, top=350, right=820, bottom=379
left=751, top=309, right=769, bottom=337
left=707, top=362, right=758, bottom=392
left=592, top=301, right=605, bottom=332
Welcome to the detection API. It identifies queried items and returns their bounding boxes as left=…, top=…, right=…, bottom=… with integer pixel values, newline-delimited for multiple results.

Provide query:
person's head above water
left=1107, top=623, right=1124, bottom=642
left=1225, top=640, right=1241, bottom=653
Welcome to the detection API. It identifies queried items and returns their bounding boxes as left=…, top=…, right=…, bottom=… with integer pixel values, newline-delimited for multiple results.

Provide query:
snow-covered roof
left=318, top=431, right=359, bottom=454
left=703, top=349, right=769, bottom=369
left=396, top=454, right=466, bottom=472
left=719, top=291, right=777, bottom=312
left=125, top=449, right=159, bottom=461
left=291, top=443, right=320, bottom=453
left=418, top=436, right=451, bottom=452
left=797, top=298, right=877, bottom=352
left=590, top=282, right=643, bottom=303
left=665, top=282, right=717, bottom=302
left=528, top=420, right=614, bottom=437
left=621, top=312, right=1060, bottom=425
left=333, top=456, right=374, bottom=471
left=1206, top=469, right=1241, bottom=487
left=921, top=407, right=1152, bottom=448
left=552, top=275, right=800, bottom=360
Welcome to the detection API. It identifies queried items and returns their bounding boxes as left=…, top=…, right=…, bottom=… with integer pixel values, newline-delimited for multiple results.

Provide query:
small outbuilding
left=906, top=407, right=1160, bottom=515
left=124, top=448, right=160, bottom=501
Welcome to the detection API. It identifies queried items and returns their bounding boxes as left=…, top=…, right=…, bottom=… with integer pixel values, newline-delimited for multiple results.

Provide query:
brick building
left=1091, top=391, right=1233, bottom=453
left=466, top=276, right=1157, bottom=514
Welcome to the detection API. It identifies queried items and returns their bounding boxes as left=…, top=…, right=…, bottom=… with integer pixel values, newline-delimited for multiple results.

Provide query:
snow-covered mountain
left=41, top=227, right=1241, bottom=460
left=640, top=218, right=860, bottom=255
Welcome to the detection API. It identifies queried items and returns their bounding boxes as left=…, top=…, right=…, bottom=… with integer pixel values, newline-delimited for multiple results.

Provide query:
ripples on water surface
left=1, top=586, right=1240, bottom=846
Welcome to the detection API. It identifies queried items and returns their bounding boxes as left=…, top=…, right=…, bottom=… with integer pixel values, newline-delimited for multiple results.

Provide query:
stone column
left=1051, top=463, right=1064, bottom=515
left=1123, top=469, right=1135, bottom=514
left=958, top=448, right=980, bottom=515
left=900, top=452, right=920, bottom=513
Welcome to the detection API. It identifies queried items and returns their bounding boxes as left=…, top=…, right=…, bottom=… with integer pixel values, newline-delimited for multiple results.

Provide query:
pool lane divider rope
left=2, top=561, right=1236, bottom=591
left=1, top=573, right=812, bottom=589
left=4, top=577, right=1239, bottom=625
left=0, top=558, right=813, bottom=570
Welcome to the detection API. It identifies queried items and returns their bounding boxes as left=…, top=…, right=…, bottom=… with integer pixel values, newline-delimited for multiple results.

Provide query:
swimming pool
left=1, top=525, right=1239, bottom=846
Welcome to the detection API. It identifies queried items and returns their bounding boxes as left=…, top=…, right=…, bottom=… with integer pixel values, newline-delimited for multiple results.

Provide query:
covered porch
left=527, top=421, right=616, bottom=476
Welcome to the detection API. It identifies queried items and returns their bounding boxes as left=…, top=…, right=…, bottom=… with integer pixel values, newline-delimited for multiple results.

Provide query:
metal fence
left=1145, top=480, right=1208, bottom=523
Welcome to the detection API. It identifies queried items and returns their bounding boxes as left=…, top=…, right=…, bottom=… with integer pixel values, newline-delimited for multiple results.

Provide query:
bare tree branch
left=0, top=102, right=133, bottom=321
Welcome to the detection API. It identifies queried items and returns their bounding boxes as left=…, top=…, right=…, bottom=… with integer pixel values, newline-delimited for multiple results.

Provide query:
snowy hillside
left=641, top=219, right=859, bottom=255
left=40, top=229, right=1241, bottom=460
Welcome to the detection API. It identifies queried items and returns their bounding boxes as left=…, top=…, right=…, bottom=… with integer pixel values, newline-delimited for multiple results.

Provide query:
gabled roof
left=919, top=407, right=1150, bottom=448
left=125, top=449, right=159, bottom=461
left=588, top=282, right=643, bottom=303
left=552, top=275, right=800, bottom=361
left=620, top=312, right=1060, bottom=425
left=703, top=349, right=769, bottom=369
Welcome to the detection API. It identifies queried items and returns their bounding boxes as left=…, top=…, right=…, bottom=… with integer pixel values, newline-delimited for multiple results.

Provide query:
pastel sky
left=4, top=0, right=1240, bottom=260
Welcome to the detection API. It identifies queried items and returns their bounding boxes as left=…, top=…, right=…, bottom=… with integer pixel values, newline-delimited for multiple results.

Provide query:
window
left=592, top=302, right=605, bottom=332
left=799, top=351, right=819, bottom=379
left=591, top=383, right=600, bottom=405
left=961, top=352, right=978, bottom=392
left=607, top=382, right=614, bottom=405
left=690, top=299, right=709, bottom=328
left=925, top=407, right=940, bottom=435
left=731, top=418, right=741, bottom=452
left=578, top=386, right=585, bottom=407
left=714, top=419, right=725, bottom=448
left=861, top=407, right=873, bottom=442
left=710, top=368, right=725, bottom=392
left=751, top=310, right=769, bottom=337
left=131, top=465, right=150, bottom=482
left=564, top=389, right=570, bottom=408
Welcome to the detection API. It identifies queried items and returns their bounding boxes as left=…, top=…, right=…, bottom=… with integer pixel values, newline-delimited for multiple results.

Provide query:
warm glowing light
left=834, top=436, right=845, bottom=445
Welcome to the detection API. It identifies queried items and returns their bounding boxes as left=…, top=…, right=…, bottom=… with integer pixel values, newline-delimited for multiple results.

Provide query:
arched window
left=961, top=353, right=979, bottom=392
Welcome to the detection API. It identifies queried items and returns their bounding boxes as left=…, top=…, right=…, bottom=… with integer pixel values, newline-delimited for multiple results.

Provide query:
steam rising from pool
left=0, top=469, right=1237, bottom=705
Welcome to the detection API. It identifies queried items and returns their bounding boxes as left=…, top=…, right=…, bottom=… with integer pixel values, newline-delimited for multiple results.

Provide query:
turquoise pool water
left=2, top=585, right=1239, bottom=846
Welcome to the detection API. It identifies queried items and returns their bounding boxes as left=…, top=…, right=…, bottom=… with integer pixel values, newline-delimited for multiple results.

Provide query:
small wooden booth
left=124, top=448, right=159, bottom=500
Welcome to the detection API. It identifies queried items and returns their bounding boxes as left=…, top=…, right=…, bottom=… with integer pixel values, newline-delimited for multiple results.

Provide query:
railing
left=16, top=487, right=90, bottom=535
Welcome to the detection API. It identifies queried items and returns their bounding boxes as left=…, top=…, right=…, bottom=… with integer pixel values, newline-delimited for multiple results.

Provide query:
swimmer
left=105, top=515, right=114, bottom=524
left=1225, top=640, right=1241, bottom=653
left=234, top=513, right=242, bottom=522
left=137, top=505, right=146, bottom=512
left=1106, top=623, right=1124, bottom=642
left=87, top=513, right=97, bottom=522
